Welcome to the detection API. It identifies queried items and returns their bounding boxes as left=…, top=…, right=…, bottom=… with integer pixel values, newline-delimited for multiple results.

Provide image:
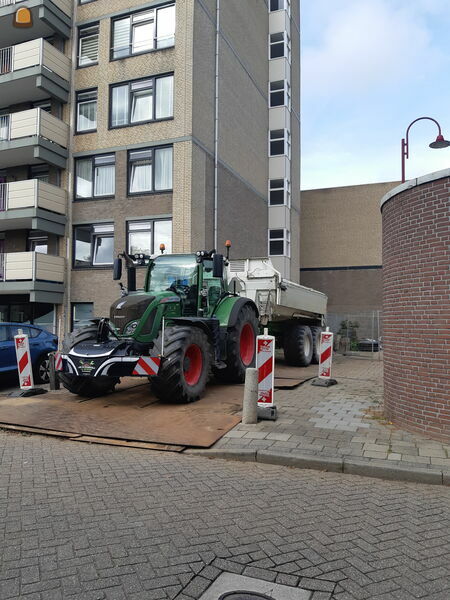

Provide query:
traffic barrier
left=54, top=351, right=63, bottom=371
left=256, top=329, right=277, bottom=420
left=132, top=356, right=161, bottom=376
left=312, top=327, right=337, bottom=387
left=14, top=331, right=34, bottom=390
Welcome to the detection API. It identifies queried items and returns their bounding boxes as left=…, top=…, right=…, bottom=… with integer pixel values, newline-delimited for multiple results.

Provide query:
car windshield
left=147, top=255, right=197, bottom=293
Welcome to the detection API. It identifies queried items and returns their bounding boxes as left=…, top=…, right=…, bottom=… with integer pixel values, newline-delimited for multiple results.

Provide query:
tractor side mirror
left=113, top=257, right=122, bottom=280
left=213, top=253, right=224, bottom=278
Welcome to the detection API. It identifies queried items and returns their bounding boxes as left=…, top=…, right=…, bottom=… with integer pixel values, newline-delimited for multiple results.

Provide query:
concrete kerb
left=184, top=448, right=449, bottom=486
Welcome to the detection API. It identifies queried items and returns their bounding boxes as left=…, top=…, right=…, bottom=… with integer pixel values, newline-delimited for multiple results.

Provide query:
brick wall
left=382, top=175, right=450, bottom=442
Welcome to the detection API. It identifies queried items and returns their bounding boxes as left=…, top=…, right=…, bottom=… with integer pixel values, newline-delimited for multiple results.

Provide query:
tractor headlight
left=123, top=320, right=139, bottom=336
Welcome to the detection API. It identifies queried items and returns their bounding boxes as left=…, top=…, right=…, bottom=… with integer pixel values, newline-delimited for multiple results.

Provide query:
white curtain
left=154, top=220, right=172, bottom=253
left=130, top=161, right=152, bottom=193
left=132, top=22, right=154, bottom=54
left=155, top=147, right=173, bottom=190
left=113, top=17, right=130, bottom=58
left=157, top=5, right=175, bottom=48
left=78, top=100, right=96, bottom=131
left=156, top=75, right=173, bottom=119
left=76, top=159, right=92, bottom=198
left=111, top=85, right=129, bottom=127
left=131, top=89, right=152, bottom=123
left=94, top=165, right=115, bottom=196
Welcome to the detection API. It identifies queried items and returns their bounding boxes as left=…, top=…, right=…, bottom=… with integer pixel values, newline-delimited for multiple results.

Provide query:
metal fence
left=0, top=114, right=10, bottom=141
left=326, top=311, right=382, bottom=360
left=0, top=183, right=6, bottom=211
left=0, top=46, right=12, bottom=75
left=0, top=0, right=25, bottom=6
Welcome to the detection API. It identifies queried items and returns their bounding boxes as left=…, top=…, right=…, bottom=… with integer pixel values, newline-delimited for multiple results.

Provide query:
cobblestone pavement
left=214, top=355, right=450, bottom=473
left=1, top=430, right=450, bottom=600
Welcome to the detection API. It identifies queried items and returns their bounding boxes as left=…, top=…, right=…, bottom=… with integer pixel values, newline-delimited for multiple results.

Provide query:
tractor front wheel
left=151, top=326, right=212, bottom=403
left=213, top=304, right=258, bottom=384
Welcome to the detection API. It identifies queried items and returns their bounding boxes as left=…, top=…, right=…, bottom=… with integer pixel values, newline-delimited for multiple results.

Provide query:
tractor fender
left=214, top=296, right=259, bottom=329
left=167, top=317, right=215, bottom=340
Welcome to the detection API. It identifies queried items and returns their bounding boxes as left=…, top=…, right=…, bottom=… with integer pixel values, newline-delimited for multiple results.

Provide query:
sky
left=301, top=0, right=450, bottom=190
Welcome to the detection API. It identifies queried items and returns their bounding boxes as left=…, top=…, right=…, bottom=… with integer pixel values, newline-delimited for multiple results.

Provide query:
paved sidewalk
left=204, top=355, right=450, bottom=484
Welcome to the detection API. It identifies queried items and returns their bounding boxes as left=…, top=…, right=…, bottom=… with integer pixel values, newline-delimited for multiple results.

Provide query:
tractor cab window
left=202, top=259, right=224, bottom=316
left=148, top=255, right=198, bottom=315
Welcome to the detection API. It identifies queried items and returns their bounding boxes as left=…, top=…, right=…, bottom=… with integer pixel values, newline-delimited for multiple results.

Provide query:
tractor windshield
left=147, top=254, right=198, bottom=294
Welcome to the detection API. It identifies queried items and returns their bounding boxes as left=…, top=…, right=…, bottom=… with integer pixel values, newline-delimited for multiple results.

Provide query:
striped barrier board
left=14, top=332, right=34, bottom=390
left=54, top=352, right=63, bottom=371
left=318, top=331, right=334, bottom=379
left=132, top=356, right=161, bottom=377
left=256, top=333, right=275, bottom=406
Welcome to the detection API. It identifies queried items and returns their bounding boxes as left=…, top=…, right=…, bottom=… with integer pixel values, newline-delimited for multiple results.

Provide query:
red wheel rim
left=184, top=344, right=203, bottom=386
left=240, top=323, right=255, bottom=366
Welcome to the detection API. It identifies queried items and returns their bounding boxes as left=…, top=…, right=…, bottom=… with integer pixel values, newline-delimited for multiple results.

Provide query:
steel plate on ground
left=0, top=378, right=242, bottom=448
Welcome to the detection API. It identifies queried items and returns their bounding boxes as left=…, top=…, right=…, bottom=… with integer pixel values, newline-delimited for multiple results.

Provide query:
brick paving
left=214, top=355, right=450, bottom=473
left=1, top=429, right=450, bottom=599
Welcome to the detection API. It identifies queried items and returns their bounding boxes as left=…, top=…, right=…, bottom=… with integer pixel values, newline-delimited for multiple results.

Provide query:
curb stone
left=184, top=448, right=449, bottom=486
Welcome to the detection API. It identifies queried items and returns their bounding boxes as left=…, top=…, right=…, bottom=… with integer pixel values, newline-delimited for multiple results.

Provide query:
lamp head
left=429, top=134, right=450, bottom=149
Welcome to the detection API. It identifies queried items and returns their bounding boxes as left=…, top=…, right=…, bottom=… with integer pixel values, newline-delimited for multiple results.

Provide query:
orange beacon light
left=14, top=7, right=33, bottom=28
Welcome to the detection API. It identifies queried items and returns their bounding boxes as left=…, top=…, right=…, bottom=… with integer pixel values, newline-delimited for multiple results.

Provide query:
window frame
left=110, top=3, right=176, bottom=61
left=268, top=228, right=290, bottom=257
left=71, top=302, right=94, bottom=330
left=109, top=72, right=174, bottom=129
left=269, top=178, right=291, bottom=207
left=73, top=223, right=115, bottom=269
left=127, top=145, right=173, bottom=196
left=75, top=88, right=98, bottom=133
left=77, top=23, right=100, bottom=68
left=269, top=128, right=291, bottom=158
left=74, top=153, right=116, bottom=201
left=126, top=218, right=173, bottom=260
left=269, top=31, right=291, bottom=62
left=269, top=0, right=291, bottom=14
left=269, top=79, right=291, bottom=110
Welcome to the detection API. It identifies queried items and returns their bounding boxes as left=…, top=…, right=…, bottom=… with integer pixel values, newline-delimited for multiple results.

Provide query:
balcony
left=0, top=251, right=65, bottom=303
left=0, top=0, right=72, bottom=47
left=0, top=107, right=68, bottom=168
left=0, top=39, right=71, bottom=107
left=0, top=179, right=66, bottom=234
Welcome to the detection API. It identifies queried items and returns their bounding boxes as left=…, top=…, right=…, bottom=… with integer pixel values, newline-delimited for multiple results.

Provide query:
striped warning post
left=54, top=352, right=63, bottom=371
left=318, top=331, right=334, bottom=379
left=14, top=332, right=34, bottom=390
left=256, top=333, right=275, bottom=405
left=132, top=356, right=161, bottom=376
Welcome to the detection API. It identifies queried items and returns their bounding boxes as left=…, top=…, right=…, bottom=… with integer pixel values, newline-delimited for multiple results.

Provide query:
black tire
left=213, top=304, right=258, bottom=384
left=151, top=326, right=212, bottom=403
left=283, top=323, right=313, bottom=367
left=59, top=373, right=118, bottom=397
left=310, top=326, right=322, bottom=365
left=62, top=325, right=99, bottom=353
left=34, top=353, right=50, bottom=384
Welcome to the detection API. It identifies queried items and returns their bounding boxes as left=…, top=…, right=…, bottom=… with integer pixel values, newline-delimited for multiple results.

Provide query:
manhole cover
left=219, top=593, right=275, bottom=600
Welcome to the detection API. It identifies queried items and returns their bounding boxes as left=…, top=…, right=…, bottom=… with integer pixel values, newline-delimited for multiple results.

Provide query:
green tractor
left=59, top=246, right=259, bottom=402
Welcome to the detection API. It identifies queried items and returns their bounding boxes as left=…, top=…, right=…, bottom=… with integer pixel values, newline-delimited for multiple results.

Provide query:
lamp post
left=401, top=117, right=450, bottom=183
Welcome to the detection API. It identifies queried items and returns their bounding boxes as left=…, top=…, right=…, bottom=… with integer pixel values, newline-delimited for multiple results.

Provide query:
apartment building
left=0, top=0, right=300, bottom=337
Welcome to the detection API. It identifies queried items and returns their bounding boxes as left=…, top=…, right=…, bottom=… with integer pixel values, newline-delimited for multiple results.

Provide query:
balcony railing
left=0, top=0, right=25, bottom=6
left=0, top=39, right=70, bottom=80
left=0, top=180, right=66, bottom=214
left=0, top=0, right=72, bottom=16
left=0, top=108, right=68, bottom=147
left=0, top=251, right=64, bottom=283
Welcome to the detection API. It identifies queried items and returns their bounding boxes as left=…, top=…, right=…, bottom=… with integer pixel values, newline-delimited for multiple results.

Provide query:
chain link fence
left=325, top=311, right=382, bottom=360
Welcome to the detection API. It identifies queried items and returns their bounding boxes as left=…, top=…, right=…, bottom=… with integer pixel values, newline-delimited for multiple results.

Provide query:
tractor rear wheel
left=283, top=323, right=313, bottom=367
left=151, top=326, right=212, bottom=403
left=310, top=326, right=322, bottom=364
left=214, top=304, right=258, bottom=384
left=62, top=325, right=99, bottom=352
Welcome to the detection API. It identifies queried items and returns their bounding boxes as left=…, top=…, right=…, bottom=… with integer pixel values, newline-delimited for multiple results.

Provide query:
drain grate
left=198, top=573, right=312, bottom=600
left=219, top=593, right=275, bottom=600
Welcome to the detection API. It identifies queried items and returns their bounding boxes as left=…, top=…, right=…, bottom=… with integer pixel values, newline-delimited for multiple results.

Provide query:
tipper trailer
left=59, top=245, right=327, bottom=402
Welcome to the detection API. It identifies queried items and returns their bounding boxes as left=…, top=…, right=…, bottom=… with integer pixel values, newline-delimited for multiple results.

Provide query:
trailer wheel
left=310, top=326, right=322, bottom=365
left=214, top=304, right=258, bottom=384
left=283, top=324, right=313, bottom=367
left=151, top=326, right=212, bottom=403
left=59, top=373, right=119, bottom=397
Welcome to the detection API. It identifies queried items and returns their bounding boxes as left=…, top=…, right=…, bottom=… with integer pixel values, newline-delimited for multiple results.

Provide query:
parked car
left=0, top=323, right=58, bottom=383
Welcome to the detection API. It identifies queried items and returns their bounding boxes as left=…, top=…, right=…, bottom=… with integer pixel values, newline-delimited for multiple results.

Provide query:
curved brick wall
left=381, top=173, right=450, bottom=442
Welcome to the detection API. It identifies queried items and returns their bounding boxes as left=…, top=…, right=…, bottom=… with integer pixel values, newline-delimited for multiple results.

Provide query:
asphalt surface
left=1, top=430, right=450, bottom=599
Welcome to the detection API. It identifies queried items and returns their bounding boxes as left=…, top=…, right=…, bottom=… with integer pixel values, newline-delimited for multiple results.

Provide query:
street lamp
left=401, top=117, right=450, bottom=182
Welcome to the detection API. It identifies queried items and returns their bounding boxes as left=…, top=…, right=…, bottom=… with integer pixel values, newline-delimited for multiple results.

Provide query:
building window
left=78, top=23, right=99, bottom=67
left=110, top=74, right=173, bottom=128
left=270, top=0, right=290, bottom=12
left=76, top=89, right=97, bottom=132
left=74, top=223, right=114, bottom=267
left=128, top=146, right=173, bottom=194
left=269, top=80, right=290, bottom=109
left=30, top=165, right=49, bottom=182
left=269, top=32, right=290, bottom=61
left=269, top=178, right=290, bottom=206
left=269, top=229, right=290, bottom=256
left=72, top=303, right=94, bottom=329
left=111, top=4, right=175, bottom=60
left=269, top=129, right=290, bottom=157
left=75, top=154, right=115, bottom=199
left=127, top=219, right=172, bottom=257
